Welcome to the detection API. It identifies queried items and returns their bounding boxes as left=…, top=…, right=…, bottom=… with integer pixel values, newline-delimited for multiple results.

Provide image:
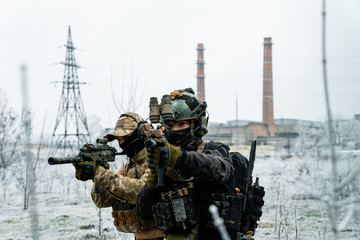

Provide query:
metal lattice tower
left=51, top=26, right=91, bottom=155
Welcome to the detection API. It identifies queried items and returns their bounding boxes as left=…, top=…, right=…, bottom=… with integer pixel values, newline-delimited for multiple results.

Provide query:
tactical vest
left=150, top=142, right=240, bottom=239
left=196, top=142, right=244, bottom=240
left=150, top=141, right=265, bottom=240
left=112, top=200, right=157, bottom=233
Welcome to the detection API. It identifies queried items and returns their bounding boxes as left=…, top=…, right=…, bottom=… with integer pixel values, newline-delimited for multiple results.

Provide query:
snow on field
left=1, top=152, right=359, bottom=240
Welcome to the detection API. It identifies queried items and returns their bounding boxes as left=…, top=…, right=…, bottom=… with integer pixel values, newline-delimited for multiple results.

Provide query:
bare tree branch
left=34, top=115, right=48, bottom=173
left=334, top=196, right=360, bottom=208
left=337, top=204, right=354, bottom=232
left=109, top=64, right=146, bottom=115
left=110, top=84, right=123, bottom=114
left=335, top=164, right=360, bottom=191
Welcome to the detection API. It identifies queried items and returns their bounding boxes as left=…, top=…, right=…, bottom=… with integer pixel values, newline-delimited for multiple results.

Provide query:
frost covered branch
left=110, top=65, right=146, bottom=115
left=337, top=204, right=354, bottom=232
left=334, top=196, right=360, bottom=207
left=335, top=164, right=360, bottom=191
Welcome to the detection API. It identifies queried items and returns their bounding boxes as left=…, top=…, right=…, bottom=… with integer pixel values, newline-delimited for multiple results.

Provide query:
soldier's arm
left=90, top=164, right=128, bottom=208
left=91, top=183, right=114, bottom=208
left=92, top=165, right=148, bottom=204
left=174, top=143, right=232, bottom=184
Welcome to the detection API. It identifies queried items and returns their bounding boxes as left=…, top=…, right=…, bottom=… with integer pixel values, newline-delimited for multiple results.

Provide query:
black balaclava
left=166, top=120, right=202, bottom=150
left=119, top=130, right=144, bottom=158
left=166, top=127, right=192, bottom=148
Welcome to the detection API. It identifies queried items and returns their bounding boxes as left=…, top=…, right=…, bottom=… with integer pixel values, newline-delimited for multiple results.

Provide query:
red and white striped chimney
left=196, top=43, right=205, bottom=102
left=262, top=37, right=274, bottom=126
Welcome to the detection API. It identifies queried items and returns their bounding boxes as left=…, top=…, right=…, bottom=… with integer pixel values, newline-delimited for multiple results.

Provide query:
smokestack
left=196, top=43, right=205, bottom=102
left=262, top=37, right=274, bottom=126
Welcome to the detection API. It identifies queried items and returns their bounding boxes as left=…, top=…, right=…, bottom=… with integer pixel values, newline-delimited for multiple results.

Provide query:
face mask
left=166, top=127, right=192, bottom=148
left=119, top=130, right=144, bottom=158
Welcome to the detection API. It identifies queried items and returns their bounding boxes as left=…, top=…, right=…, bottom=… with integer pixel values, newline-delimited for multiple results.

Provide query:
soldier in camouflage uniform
left=137, top=88, right=237, bottom=240
left=74, top=112, right=164, bottom=240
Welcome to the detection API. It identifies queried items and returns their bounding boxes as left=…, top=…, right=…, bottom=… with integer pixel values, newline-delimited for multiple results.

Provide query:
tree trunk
left=3, top=187, right=6, bottom=201
left=24, top=187, right=28, bottom=210
left=98, top=208, right=104, bottom=240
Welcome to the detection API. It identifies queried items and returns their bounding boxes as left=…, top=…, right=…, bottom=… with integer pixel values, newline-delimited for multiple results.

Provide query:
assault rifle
left=240, top=140, right=265, bottom=237
left=243, top=140, right=256, bottom=213
left=48, top=138, right=120, bottom=167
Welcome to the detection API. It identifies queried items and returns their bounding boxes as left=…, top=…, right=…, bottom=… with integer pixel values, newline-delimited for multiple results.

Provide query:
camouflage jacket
left=91, top=148, right=149, bottom=206
left=91, top=148, right=164, bottom=238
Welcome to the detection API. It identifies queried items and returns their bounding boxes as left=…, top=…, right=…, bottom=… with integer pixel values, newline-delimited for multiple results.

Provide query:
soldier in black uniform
left=137, top=88, right=243, bottom=240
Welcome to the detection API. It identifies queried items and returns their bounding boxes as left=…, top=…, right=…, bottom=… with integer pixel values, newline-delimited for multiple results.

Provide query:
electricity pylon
left=50, top=26, right=91, bottom=155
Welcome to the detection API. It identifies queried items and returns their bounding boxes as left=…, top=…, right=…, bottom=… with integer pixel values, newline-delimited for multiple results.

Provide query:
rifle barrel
left=48, top=156, right=81, bottom=165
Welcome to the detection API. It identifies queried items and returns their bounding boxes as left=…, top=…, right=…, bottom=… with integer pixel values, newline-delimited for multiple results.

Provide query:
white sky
left=0, top=0, right=359, bottom=133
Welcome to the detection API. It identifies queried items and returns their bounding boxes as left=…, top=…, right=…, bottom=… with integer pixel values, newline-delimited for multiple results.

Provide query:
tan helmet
left=105, top=112, right=143, bottom=141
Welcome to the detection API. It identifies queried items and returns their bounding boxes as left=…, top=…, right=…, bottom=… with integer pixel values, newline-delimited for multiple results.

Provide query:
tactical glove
left=146, top=137, right=181, bottom=170
left=146, top=169, right=158, bottom=189
left=73, top=153, right=110, bottom=181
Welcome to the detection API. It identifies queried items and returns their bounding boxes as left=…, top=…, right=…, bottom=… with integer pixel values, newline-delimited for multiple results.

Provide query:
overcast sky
left=0, top=0, right=359, bottom=133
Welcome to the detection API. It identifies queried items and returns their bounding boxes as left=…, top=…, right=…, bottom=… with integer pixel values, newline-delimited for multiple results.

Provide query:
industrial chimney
left=262, top=37, right=278, bottom=136
left=196, top=43, right=205, bottom=102
left=263, top=37, right=274, bottom=126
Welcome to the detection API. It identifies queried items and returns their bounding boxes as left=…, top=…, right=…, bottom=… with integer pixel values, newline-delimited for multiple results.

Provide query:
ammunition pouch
left=240, top=183, right=265, bottom=235
left=152, top=182, right=198, bottom=232
left=204, top=192, right=244, bottom=231
left=112, top=201, right=156, bottom=233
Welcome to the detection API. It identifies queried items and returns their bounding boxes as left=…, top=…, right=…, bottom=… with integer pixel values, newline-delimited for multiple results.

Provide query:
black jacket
left=137, top=141, right=234, bottom=240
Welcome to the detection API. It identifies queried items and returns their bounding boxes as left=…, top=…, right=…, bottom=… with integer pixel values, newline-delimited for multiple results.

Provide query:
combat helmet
left=165, top=88, right=208, bottom=148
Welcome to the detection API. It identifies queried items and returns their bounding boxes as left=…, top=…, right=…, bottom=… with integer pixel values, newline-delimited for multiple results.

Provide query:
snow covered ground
left=1, top=152, right=359, bottom=240
left=254, top=154, right=360, bottom=240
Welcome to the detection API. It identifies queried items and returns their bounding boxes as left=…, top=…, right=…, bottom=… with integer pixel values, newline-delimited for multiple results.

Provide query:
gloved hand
left=146, top=137, right=181, bottom=170
left=73, top=153, right=109, bottom=181
left=146, top=169, right=158, bottom=189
